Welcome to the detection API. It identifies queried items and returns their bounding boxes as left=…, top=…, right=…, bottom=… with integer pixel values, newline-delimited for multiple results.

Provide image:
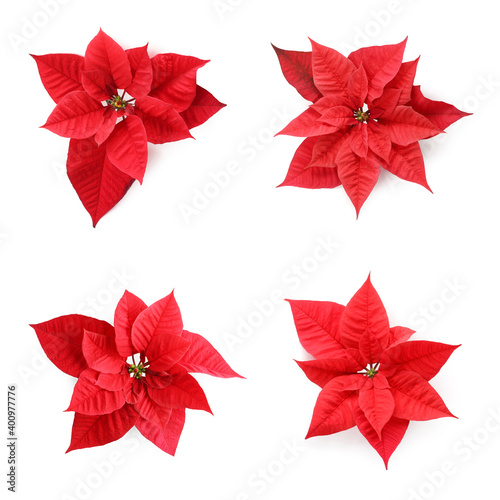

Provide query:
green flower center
left=365, top=366, right=378, bottom=378
left=128, top=363, right=146, bottom=379
left=354, top=107, right=370, bottom=123
left=106, top=95, right=128, bottom=111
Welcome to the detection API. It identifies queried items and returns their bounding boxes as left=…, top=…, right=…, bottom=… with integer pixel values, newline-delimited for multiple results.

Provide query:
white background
left=1, top=0, right=499, bottom=499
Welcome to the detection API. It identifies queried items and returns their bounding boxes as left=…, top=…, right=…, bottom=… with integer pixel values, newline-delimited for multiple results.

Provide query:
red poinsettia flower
left=274, top=38, right=470, bottom=216
left=32, top=29, right=225, bottom=225
left=30, top=290, right=242, bottom=454
left=287, top=275, right=459, bottom=467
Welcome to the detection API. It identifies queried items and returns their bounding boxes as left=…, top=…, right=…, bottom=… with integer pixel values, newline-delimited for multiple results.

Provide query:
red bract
left=274, top=39, right=470, bottom=216
left=287, top=275, right=459, bottom=467
left=33, top=29, right=225, bottom=226
left=30, top=290, right=242, bottom=454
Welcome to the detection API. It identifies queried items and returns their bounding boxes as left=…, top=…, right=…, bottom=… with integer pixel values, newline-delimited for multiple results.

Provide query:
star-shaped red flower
left=287, top=275, right=459, bottom=467
left=33, top=29, right=225, bottom=225
left=274, top=38, right=470, bottom=216
left=30, top=290, right=242, bottom=454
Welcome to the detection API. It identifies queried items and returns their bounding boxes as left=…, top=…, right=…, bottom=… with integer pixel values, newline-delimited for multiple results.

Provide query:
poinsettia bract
left=274, top=38, right=470, bottom=216
left=33, top=29, right=225, bottom=225
left=287, top=275, right=459, bottom=467
left=30, top=290, right=242, bottom=454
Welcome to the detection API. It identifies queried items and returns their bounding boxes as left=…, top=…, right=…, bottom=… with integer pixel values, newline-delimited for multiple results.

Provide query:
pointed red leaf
left=306, top=378, right=358, bottom=438
left=310, top=39, right=355, bottom=97
left=383, top=142, right=431, bottom=190
left=339, top=275, right=390, bottom=349
left=106, top=115, right=148, bottom=183
left=82, top=330, right=125, bottom=374
left=146, top=333, right=191, bottom=372
left=367, top=121, right=391, bottom=161
left=359, top=328, right=383, bottom=365
left=134, top=389, right=171, bottom=429
left=410, top=86, right=471, bottom=130
left=278, top=137, right=341, bottom=189
left=354, top=403, right=409, bottom=468
left=81, top=70, right=116, bottom=101
left=390, top=371, right=456, bottom=421
left=388, top=326, right=415, bottom=346
left=94, top=108, right=118, bottom=145
left=295, top=358, right=357, bottom=388
left=67, top=137, right=135, bottom=227
left=96, top=372, right=130, bottom=392
left=336, top=143, right=380, bottom=216
left=348, top=39, right=407, bottom=101
left=178, top=330, right=243, bottom=378
left=147, top=366, right=212, bottom=413
left=84, top=29, right=132, bottom=89
left=67, top=369, right=125, bottom=415
left=349, top=124, right=369, bottom=158
left=319, top=106, right=356, bottom=128
left=379, top=106, right=443, bottom=146
left=31, top=53, right=84, bottom=103
left=286, top=299, right=346, bottom=357
left=66, top=404, right=138, bottom=452
left=370, top=88, right=403, bottom=118
left=125, top=45, right=153, bottom=98
left=358, top=385, right=395, bottom=439
left=134, top=96, right=192, bottom=144
left=150, top=53, right=208, bottom=111
left=30, top=315, right=114, bottom=378
left=42, top=91, right=105, bottom=139
left=114, top=290, right=148, bottom=358
left=307, top=130, right=350, bottom=168
left=272, top=45, right=322, bottom=102
left=277, top=108, right=339, bottom=137
left=131, top=291, right=183, bottom=353
left=348, top=64, right=368, bottom=109
left=135, top=408, right=185, bottom=455
left=179, top=85, right=226, bottom=129
left=386, top=58, right=419, bottom=104
left=381, top=341, right=459, bottom=381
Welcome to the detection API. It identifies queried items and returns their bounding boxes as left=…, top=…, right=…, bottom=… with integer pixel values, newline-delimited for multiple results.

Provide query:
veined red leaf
left=94, top=108, right=118, bottom=146
left=114, top=290, right=147, bottom=358
left=354, top=404, right=409, bottom=468
left=106, top=115, right=148, bottom=183
left=319, top=106, right=356, bottom=128
left=339, top=275, right=390, bottom=348
left=272, top=45, right=322, bottom=102
left=381, top=341, right=459, bottom=381
left=386, top=58, right=419, bottom=104
left=66, top=404, right=138, bottom=452
left=379, top=106, right=443, bottom=146
left=179, top=85, right=226, bottom=129
left=131, top=291, right=183, bottom=353
left=367, top=121, right=391, bottom=161
left=390, top=371, right=456, bottom=421
left=135, top=408, right=185, bottom=455
left=67, top=137, right=134, bottom=227
left=134, top=390, right=171, bottom=429
left=359, top=328, right=383, bottom=365
left=31, top=53, right=84, bottom=103
left=295, top=358, right=357, bottom=388
left=349, top=124, right=369, bottom=158
left=96, top=372, right=131, bottom=392
left=349, top=39, right=407, bottom=101
left=84, top=29, right=132, bottom=89
left=277, top=108, right=339, bottom=137
left=278, top=137, right=341, bottom=189
left=310, top=39, right=355, bottom=97
left=42, top=91, right=105, bottom=139
left=286, top=299, right=346, bottom=357
left=125, top=45, right=153, bottom=98
left=67, top=369, right=125, bottom=415
left=179, top=330, right=243, bottom=378
left=336, top=143, right=380, bottom=217
left=146, top=333, right=191, bottom=372
left=388, top=326, right=415, bottom=346
left=307, top=130, right=350, bottom=168
left=30, top=315, right=114, bottom=377
left=82, top=330, right=125, bottom=374
left=410, top=86, right=471, bottom=130
left=348, top=63, right=368, bottom=109
left=81, top=70, right=116, bottom=101
left=306, top=378, right=357, bottom=438
left=147, top=366, right=212, bottom=413
left=134, top=96, right=192, bottom=144
left=150, top=53, right=208, bottom=111
left=358, top=386, right=395, bottom=439
left=383, top=142, right=431, bottom=191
